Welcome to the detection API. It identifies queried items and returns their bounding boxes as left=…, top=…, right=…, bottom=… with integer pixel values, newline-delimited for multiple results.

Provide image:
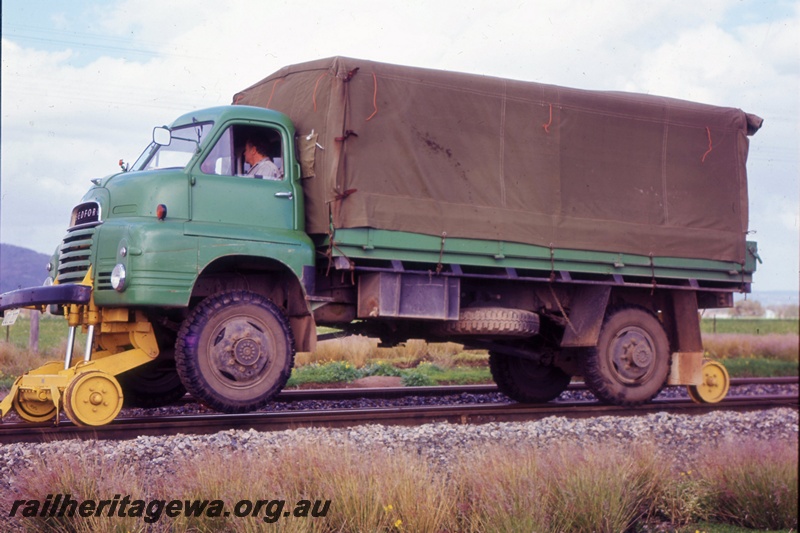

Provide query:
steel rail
left=1, top=390, right=796, bottom=445
left=275, top=376, right=798, bottom=402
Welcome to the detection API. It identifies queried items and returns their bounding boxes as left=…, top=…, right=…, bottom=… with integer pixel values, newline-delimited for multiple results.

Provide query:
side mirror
left=153, top=126, right=171, bottom=146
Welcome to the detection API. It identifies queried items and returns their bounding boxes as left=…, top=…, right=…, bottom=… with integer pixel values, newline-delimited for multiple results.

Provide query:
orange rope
left=266, top=79, right=283, bottom=108
left=542, top=104, right=553, bottom=133
left=312, top=73, right=326, bottom=112
left=365, top=72, right=378, bottom=121
left=701, top=126, right=713, bottom=162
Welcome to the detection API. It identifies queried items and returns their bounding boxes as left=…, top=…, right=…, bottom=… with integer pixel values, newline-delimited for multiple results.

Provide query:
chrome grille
left=56, top=227, right=96, bottom=284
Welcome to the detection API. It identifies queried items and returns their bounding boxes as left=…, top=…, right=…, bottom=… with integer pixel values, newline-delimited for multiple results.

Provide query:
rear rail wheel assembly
left=687, top=359, right=730, bottom=403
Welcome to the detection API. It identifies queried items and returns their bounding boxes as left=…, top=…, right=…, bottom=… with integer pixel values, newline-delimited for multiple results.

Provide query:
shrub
left=401, top=369, right=436, bottom=387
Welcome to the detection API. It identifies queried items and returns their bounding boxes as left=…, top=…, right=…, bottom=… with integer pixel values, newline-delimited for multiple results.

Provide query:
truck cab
left=0, top=106, right=319, bottom=425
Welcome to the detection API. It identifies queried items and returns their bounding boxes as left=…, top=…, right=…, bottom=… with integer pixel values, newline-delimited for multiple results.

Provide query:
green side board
left=318, top=228, right=757, bottom=287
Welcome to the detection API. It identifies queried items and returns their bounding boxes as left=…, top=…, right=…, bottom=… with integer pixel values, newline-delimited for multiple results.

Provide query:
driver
left=243, top=137, right=282, bottom=179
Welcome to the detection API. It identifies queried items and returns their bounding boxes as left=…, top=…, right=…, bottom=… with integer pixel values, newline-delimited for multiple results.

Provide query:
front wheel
left=175, top=290, right=295, bottom=414
left=581, top=306, right=670, bottom=406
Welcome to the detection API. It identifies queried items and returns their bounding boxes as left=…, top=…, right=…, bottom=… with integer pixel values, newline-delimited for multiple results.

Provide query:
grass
left=700, top=317, right=798, bottom=335
left=4, top=436, right=796, bottom=532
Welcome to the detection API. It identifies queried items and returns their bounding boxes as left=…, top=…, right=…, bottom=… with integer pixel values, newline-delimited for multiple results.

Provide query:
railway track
left=1, top=377, right=796, bottom=444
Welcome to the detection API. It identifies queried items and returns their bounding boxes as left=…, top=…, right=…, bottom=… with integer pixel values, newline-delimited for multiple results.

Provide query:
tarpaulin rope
left=701, top=127, right=713, bottom=163
left=312, top=73, right=327, bottom=112
left=266, top=79, right=283, bottom=108
left=548, top=244, right=556, bottom=282
left=542, top=104, right=553, bottom=134
left=436, top=232, right=447, bottom=275
left=549, top=285, right=578, bottom=336
left=323, top=203, right=353, bottom=283
left=649, top=253, right=657, bottom=295
left=344, top=68, right=360, bottom=82
left=335, top=131, right=359, bottom=142
left=366, top=73, right=378, bottom=121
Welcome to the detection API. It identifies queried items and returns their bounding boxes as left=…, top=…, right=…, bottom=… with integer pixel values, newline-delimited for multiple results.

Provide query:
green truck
left=0, top=57, right=762, bottom=426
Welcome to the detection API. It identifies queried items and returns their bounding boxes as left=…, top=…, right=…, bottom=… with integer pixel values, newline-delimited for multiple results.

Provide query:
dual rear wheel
left=491, top=306, right=671, bottom=406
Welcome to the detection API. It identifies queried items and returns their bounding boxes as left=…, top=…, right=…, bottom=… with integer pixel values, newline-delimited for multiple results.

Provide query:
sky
left=1, top=0, right=798, bottom=292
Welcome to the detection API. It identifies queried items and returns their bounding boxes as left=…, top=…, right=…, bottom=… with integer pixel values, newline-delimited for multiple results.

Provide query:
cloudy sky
left=1, top=0, right=798, bottom=292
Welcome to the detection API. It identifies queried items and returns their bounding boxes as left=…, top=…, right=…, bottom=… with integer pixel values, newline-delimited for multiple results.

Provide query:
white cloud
left=1, top=0, right=798, bottom=291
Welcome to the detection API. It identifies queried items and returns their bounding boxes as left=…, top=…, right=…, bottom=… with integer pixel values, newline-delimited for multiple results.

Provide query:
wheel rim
left=687, top=361, right=730, bottom=403
left=201, top=312, right=279, bottom=392
left=64, top=371, right=123, bottom=426
left=13, top=394, right=57, bottom=423
left=606, top=326, right=657, bottom=385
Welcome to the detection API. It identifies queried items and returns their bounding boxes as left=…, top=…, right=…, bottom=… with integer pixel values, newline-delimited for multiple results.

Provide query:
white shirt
left=247, top=158, right=282, bottom=180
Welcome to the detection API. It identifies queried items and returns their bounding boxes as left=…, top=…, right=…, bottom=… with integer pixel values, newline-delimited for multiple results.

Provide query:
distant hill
left=0, top=244, right=51, bottom=293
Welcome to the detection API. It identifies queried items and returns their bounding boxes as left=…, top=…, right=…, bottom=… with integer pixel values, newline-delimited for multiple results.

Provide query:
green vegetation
left=721, top=358, right=799, bottom=378
left=286, top=360, right=491, bottom=388
left=5, top=436, right=796, bottom=532
left=701, top=317, right=798, bottom=335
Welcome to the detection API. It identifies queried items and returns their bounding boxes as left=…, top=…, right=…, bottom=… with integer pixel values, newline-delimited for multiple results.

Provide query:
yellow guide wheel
left=687, top=360, right=730, bottom=404
left=63, top=371, right=124, bottom=426
left=12, top=394, right=57, bottom=423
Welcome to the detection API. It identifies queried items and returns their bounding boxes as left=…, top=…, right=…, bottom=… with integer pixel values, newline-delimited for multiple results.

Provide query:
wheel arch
left=190, top=253, right=316, bottom=352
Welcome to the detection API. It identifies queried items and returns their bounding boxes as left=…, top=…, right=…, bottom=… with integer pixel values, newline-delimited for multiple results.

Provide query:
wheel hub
left=233, top=338, right=261, bottom=365
left=626, top=339, right=654, bottom=368
left=208, top=320, right=273, bottom=385
left=610, top=327, right=655, bottom=384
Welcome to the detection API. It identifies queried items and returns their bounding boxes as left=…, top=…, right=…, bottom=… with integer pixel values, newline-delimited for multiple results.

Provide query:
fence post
left=29, top=310, right=40, bottom=353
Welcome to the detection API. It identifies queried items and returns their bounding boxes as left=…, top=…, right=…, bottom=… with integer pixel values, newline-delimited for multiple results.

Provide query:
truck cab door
left=187, top=124, right=296, bottom=236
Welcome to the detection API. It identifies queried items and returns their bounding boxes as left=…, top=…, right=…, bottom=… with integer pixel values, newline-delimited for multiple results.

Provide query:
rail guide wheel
left=63, top=370, right=124, bottom=426
left=687, top=360, right=730, bottom=404
left=12, top=394, right=57, bottom=423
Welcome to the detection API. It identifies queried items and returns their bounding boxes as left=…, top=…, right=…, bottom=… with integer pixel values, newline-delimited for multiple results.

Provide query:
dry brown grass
left=296, top=336, right=473, bottom=370
left=703, top=333, right=799, bottom=361
left=5, top=436, right=796, bottom=532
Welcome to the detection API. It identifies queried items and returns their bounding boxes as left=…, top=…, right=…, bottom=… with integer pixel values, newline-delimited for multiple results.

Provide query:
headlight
left=110, top=264, right=127, bottom=292
left=43, top=277, right=54, bottom=286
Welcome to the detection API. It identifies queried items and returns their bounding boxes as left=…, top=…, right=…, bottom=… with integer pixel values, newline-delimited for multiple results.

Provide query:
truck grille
left=56, top=227, right=96, bottom=284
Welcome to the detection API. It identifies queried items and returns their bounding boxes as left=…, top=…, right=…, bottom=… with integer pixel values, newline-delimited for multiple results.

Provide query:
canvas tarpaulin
left=233, top=57, right=761, bottom=263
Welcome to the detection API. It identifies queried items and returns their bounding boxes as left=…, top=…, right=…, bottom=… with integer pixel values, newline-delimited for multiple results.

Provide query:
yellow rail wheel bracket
left=687, top=360, right=730, bottom=404
left=63, top=370, right=124, bottom=426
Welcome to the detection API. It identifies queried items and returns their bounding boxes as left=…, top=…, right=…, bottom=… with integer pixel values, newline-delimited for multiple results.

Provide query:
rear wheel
left=582, top=306, right=670, bottom=406
left=175, top=290, right=295, bottom=414
left=489, top=352, right=571, bottom=403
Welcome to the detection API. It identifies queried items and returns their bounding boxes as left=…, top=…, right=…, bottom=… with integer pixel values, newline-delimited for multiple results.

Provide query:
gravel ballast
left=1, top=407, right=796, bottom=488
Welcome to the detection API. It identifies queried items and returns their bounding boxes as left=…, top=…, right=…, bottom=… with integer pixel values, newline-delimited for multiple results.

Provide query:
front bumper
left=0, top=285, right=91, bottom=315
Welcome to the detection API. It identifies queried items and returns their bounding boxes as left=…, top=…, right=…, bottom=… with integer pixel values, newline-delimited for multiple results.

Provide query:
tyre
left=582, top=306, right=670, bottom=406
left=489, top=352, right=571, bottom=403
left=435, top=307, right=539, bottom=337
left=117, top=358, right=187, bottom=408
left=175, top=290, right=295, bottom=413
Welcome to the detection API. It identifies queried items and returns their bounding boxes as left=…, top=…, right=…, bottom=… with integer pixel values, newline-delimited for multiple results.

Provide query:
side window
left=200, top=127, right=233, bottom=175
left=200, top=125, right=284, bottom=180
left=238, top=126, right=284, bottom=180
